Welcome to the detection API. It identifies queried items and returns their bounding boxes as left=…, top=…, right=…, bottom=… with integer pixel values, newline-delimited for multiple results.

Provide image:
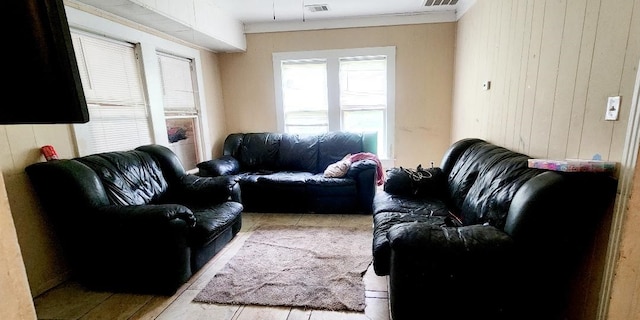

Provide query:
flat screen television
left=3, top=0, right=89, bottom=124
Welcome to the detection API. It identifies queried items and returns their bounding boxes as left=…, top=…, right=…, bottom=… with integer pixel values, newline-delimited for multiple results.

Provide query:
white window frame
left=273, top=47, right=396, bottom=164
left=65, top=5, right=212, bottom=162
left=157, top=51, right=204, bottom=170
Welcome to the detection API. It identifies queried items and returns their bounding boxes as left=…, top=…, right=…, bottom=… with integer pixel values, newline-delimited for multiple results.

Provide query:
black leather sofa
left=26, top=144, right=243, bottom=295
left=373, top=138, right=617, bottom=320
left=197, top=131, right=379, bottom=214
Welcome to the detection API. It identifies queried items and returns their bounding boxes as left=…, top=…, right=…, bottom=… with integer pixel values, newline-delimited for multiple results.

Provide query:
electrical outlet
left=605, top=96, right=621, bottom=121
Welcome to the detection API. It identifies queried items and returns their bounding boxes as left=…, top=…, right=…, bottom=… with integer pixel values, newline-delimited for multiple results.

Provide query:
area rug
left=193, top=225, right=373, bottom=312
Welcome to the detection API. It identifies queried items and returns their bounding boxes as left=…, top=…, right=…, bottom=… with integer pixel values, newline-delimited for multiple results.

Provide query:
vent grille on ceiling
left=305, top=4, right=329, bottom=12
left=423, top=0, right=458, bottom=6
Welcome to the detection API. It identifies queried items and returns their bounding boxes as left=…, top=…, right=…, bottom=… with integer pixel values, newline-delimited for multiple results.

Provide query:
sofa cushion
left=278, top=133, right=319, bottom=172
left=238, top=172, right=313, bottom=212
left=372, top=210, right=447, bottom=275
left=189, top=202, right=244, bottom=246
left=238, top=133, right=282, bottom=171
left=306, top=174, right=358, bottom=213
left=372, top=191, right=449, bottom=216
left=318, top=132, right=363, bottom=174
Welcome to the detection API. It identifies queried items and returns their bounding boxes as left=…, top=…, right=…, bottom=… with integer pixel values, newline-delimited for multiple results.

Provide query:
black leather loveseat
left=197, top=131, right=379, bottom=214
left=373, top=138, right=617, bottom=320
left=26, top=144, right=243, bottom=295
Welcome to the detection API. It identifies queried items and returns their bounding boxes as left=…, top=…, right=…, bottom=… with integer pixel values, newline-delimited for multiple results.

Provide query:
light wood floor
left=33, top=212, right=390, bottom=320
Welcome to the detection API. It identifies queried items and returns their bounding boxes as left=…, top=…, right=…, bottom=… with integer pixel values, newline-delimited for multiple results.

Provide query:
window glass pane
left=343, top=109, right=386, bottom=158
left=340, top=57, right=387, bottom=157
left=339, top=57, right=386, bottom=108
left=166, top=117, right=199, bottom=170
left=274, top=48, right=395, bottom=160
left=281, top=60, right=328, bottom=134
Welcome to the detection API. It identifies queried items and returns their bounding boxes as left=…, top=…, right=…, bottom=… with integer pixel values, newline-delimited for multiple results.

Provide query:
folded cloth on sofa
left=348, top=152, right=385, bottom=186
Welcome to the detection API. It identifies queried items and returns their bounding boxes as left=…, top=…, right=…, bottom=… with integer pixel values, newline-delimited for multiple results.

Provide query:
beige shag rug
left=193, top=225, right=372, bottom=312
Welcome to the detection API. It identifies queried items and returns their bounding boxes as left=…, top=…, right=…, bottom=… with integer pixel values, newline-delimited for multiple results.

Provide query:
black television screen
left=4, top=0, right=89, bottom=124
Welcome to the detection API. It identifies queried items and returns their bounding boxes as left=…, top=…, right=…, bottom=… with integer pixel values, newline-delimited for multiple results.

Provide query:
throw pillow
left=323, top=156, right=352, bottom=178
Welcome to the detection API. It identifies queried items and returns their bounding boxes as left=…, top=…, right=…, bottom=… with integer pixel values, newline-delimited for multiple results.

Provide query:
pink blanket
left=348, top=152, right=385, bottom=186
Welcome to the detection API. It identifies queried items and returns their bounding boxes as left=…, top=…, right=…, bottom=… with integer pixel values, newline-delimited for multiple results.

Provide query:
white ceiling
left=217, top=0, right=475, bottom=34
left=68, top=0, right=475, bottom=52
left=212, top=0, right=469, bottom=24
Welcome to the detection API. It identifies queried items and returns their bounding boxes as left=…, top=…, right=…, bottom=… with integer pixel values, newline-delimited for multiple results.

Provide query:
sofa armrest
left=388, top=222, right=514, bottom=254
left=171, top=174, right=240, bottom=206
left=346, top=159, right=377, bottom=177
left=82, top=204, right=195, bottom=294
left=197, top=155, right=240, bottom=177
left=346, top=159, right=377, bottom=213
left=94, top=204, right=196, bottom=228
left=386, top=222, right=517, bottom=320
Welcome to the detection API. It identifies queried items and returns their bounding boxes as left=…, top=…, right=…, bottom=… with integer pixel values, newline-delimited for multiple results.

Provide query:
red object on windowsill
left=40, top=145, right=59, bottom=161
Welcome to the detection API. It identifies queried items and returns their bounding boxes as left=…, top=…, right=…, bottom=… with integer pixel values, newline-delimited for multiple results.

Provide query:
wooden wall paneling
left=566, top=0, right=602, bottom=159
left=579, top=0, right=634, bottom=160
left=547, top=0, right=589, bottom=160
left=518, top=0, right=546, bottom=155
left=479, top=1, right=496, bottom=140
left=4, top=126, right=38, bottom=176
left=513, top=0, right=535, bottom=152
left=610, top=0, right=640, bottom=163
left=0, top=127, right=14, bottom=171
left=504, top=0, right=526, bottom=149
left=463, top=0, right=486, bottom=139
left=491, top=0, right=512, bottom=146
left=452, top=0, right=480, bottom=139
left=530, top=0, right=567, bottom=158
left=485, top=0, right=503, bottom=143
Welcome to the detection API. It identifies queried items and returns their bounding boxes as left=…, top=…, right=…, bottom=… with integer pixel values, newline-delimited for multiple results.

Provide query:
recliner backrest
left=77, top=150, right=168, bottom=206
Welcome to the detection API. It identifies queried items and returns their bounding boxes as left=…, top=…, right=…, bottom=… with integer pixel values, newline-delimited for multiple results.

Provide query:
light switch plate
left=605, top=96, right=621, bottom=121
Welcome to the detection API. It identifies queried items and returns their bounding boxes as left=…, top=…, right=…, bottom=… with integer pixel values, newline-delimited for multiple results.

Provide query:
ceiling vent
left=305, top=4, right=329, bottom=12
left=423, top=0, right=458, bottom=6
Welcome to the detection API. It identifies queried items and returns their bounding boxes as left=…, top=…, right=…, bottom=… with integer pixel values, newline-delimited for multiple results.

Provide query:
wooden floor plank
left=33, top=213, right=389, bottom=320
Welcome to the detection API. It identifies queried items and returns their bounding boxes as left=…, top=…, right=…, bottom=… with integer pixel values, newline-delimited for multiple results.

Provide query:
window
left=274, top=47, right=395, bottom=160
left=157, top=52, right=202, bottom=170
left=71, top=31, right=152, bottom=156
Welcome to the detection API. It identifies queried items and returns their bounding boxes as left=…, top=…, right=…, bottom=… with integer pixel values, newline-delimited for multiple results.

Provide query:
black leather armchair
left=26, top=144, right=243, bottom=295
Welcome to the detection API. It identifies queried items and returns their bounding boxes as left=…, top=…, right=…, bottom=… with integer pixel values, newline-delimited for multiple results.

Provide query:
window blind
left=71, top=31, right=151, bottom=156
left=157, top=52, right=201, bottom=170
left=158, top=53, right=197, bottom=114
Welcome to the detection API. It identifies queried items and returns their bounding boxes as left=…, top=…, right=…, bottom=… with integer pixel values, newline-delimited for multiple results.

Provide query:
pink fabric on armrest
left=348, top=152, right=385, bottom=186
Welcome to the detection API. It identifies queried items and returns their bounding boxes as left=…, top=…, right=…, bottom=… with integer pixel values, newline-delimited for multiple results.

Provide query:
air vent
left=423, top=0, right=458, bottom=6
left=305, top=4, right=329, bottom=12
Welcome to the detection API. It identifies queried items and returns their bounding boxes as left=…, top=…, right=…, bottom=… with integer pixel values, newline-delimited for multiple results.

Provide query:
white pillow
left=323, top=159, right=351, bottom=178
